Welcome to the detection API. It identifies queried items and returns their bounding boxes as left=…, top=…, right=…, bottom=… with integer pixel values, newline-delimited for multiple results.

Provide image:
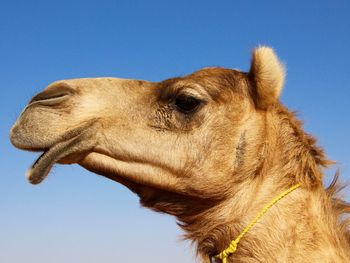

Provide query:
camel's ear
left=248, top=46, right=285, bottom=109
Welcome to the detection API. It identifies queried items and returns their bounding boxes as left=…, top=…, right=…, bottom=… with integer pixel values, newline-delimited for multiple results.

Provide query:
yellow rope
left=215, top=183, right=301, bottom=263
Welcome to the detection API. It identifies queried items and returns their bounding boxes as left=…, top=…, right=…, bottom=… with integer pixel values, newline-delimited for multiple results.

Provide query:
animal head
left=10, top=47, right=295, bottom=212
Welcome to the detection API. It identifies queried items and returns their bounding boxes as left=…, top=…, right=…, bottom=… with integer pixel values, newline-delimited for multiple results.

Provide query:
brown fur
left=10, top=47, right=350, bottom=262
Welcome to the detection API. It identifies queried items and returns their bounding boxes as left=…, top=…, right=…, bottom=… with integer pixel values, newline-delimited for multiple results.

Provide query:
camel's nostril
left=29, top=92, right=70, bottom=106
left=29, top=83, right=74, bottom=106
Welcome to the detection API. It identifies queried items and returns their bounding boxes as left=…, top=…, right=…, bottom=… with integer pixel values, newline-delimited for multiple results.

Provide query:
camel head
left=10, top=47, right=286, bottom=214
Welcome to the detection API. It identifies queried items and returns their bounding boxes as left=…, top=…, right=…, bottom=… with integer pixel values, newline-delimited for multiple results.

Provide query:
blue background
left=1, top=1, right=349, bottom=262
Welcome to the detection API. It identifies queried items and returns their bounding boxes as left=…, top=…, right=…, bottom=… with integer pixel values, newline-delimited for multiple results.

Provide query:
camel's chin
left=78, top=152, right=124, bottom=181
left=78, top=152, right=144, bottom=193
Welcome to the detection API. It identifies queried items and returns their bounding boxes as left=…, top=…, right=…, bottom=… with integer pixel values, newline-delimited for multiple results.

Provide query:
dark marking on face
left=234, top=131, right=246, bottom=168
left=151, top=105, right=176, bottom=131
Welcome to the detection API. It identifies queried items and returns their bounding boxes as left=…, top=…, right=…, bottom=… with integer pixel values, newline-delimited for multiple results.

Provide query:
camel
left=10, top=46, right=350, bottom=262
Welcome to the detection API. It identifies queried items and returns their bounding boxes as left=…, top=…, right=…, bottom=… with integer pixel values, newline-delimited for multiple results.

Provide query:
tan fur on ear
left=249, top=46, right=285, bottom=109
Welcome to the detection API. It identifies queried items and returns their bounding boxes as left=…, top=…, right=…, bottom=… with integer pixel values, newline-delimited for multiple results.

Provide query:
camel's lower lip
left=26, top=146, right=63, bottom=184
left=26, top=151, right=47, bottom=184
left=26, top=136, right=82, bottom=184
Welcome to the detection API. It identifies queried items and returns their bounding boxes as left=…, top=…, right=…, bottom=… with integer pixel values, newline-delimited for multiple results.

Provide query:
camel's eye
left=174, top=94, right=201, bottom=114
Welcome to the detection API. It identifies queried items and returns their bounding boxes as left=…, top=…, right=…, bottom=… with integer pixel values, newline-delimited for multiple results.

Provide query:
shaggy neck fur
left=148, top=105, right=350, bottom=263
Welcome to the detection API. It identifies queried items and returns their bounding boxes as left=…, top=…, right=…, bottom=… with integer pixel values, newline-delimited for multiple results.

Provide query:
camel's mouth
left=10, top=121, right=99, bottom=185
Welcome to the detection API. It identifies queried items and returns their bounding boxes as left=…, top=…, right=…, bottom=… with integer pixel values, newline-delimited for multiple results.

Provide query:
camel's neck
left=183, top=106, right=350, bottom=262
left=193, top=181, right=349, bottom=263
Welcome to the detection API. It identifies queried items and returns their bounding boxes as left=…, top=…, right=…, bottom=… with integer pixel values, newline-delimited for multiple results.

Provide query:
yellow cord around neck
left=215, top=183, right=301, bottom=263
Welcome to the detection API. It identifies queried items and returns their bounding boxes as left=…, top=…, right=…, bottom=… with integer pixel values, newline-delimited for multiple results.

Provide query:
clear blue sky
left=1, top=1, right=349, bottom=262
